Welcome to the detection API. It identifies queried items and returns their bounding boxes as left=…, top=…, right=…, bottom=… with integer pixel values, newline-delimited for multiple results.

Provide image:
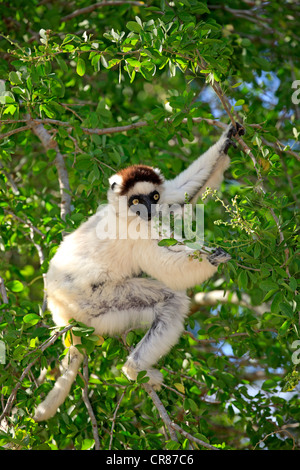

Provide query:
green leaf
left=253, top=242, right=261, bottom=259
left=238, top=270, right=248, bottom=289
left=289, top=277, right=297, bottom=292
left=140, top=61, right=156, bottom=80
left=76, top=58, right=86, bottom=76
left=166, top=440, right=181, bottom=450
left=262, top=379, right=277, bottom=390
left=81, top=439, right=95, bottom=450
left=271, top=292, right=283, bottom=314
left=278, top=320, right=291, bottom=336
left=260, top=280, right=278, bottom=291
left=3, top=104, right=17, bottom=116
left=137, top=370, right=150, bottom=383
left=126, top=21, right=142, bottom=33
left=279, top=302, right=294, bottom=318
left=100, top=55, right=108, bottom=68
left=9, top=71, right=23, bottom=85
left=40, top=104, right=56, bottom=118
left=7, top=280, right=24, bottom=292
left=169, top=59, right=176, bottom=77
left=231, top=82, right=242, bottom=88
left=191, top=2, right=210, bottom=13
left=126, top=331, right=136, bottom=346
left=172, top=112, right=186, bottom=127
left=55, top=55, right=68, bottom=73
left=23, top=313, right=41, bottom=325
left=72, top=325, right=95, bottom=336
left=158, top=238, right=178, bottom=246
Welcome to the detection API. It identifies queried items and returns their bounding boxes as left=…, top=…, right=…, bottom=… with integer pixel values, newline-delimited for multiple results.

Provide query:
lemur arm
left=136, top=240, right=230, bottom=291
left=162, top=122, right=244, bottom=205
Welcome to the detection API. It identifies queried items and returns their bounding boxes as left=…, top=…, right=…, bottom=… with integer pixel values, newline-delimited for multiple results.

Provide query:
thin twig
left=193, top=290, right=271, bottom=315
left=170, top=422, right=220, bottom=450
left=261, top=136, right=300, bottom=162
left=253, top=429, right=295, bottom=450
left=0, top=116, right=225, bottom=136
left=82, top=355, right=101, bottom=450
left=142, top=383, right=178, bottom=442
left=1, top=118, right=298, bottom=163
left=27, top=118, right=72, bottom=221
left=0, top=125, right=30, bottom=140
left=0, top=161, right=19, bottom=195
left=62, top=1, right=146, bottom=22
left=0, top=276, right=9, bottom=305
left=29, top=227, right=47, bottom=312
left=108, top=389, right=126, bottom=450
left=4, top=209, right=45, bottom=238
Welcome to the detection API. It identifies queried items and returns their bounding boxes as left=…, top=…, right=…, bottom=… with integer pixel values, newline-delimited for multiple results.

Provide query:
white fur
left=162, top=127, right=231, bottom=204
left=34, top=126, right=233, bottom=421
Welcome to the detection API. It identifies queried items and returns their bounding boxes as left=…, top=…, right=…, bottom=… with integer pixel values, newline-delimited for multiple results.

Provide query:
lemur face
left=108, top=165, right=164, bottom=220
left=128, top=186, right=160, bottom=221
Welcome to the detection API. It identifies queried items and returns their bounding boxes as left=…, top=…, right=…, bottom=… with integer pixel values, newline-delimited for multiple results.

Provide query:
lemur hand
left=208, top=247, right=231, bottom=266
left=222, top=122, right=245, bottom=154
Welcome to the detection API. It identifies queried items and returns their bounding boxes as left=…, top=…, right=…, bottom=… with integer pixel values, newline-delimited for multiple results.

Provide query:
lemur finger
left=227, top=122, right=245, bottom=139
left=223, top=138, right=237, bottom=154
left=227, top=122, right=245, bottom=138
left=223, top=122, right=245, bottom=153
left=208, top=247, right=231, bottom=266
left=235, top=122, right=245, bottom=136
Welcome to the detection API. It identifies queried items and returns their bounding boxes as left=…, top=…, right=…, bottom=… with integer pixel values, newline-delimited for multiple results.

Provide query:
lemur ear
left=109, top=174, right=123, bottom=192
left=153, top=168, right=164, bottom=181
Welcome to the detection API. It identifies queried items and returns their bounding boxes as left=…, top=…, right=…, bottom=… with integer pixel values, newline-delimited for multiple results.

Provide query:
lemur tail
left=34, top=345, right=83, bottom=421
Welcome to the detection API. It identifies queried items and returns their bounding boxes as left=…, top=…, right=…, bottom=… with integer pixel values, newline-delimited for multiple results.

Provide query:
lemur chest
left=104, top=239, right=141, bottom=279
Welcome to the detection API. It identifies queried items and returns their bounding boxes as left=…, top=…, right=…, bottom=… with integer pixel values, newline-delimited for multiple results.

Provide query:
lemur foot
left=122, top=360, right=163, bottom=391
left=222, top=122, right=245, bottom=154
left=208, top=247, right=231, bottom=266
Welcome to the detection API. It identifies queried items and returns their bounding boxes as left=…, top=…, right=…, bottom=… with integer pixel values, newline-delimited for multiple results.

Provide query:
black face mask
left=128, top=191, right=160, bottom=220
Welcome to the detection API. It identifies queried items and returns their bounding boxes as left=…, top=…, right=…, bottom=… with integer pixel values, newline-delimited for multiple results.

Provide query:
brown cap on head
left=113, top=165, right=163, bottom=195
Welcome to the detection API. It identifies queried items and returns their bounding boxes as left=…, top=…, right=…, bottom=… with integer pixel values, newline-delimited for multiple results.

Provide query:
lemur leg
left=86, top=278, right=190, bottom=390
left=122, top=289, right=189, bottom=389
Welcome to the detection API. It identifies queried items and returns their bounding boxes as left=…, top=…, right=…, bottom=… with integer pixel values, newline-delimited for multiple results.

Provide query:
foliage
left=0, top=0, right=299, bottom=451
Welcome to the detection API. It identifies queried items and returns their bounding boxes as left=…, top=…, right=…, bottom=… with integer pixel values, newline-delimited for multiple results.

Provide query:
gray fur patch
left=90, top=289, right=175, bottom=318
left=91, top=282, right=105, bottom=292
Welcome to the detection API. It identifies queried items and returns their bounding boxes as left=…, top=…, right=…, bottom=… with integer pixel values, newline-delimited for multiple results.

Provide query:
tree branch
left=0, top=161, right=19, bottom=195
left=0, top=116, right=225, bottom=135
left=4, top=209, right=45, bottom=238
left=196, top=52, right=291, bottom=274
left=108, top=389, right=126, bottom=450
left=27, top=119, right=72, bottom=221
left=142, top=383, right=179, bottom=442
left=142, top=383, right=220, bottom=449
left=62, top=1, right=146, bottom=22
left=0, top=276, right=9, bottom=305
left=170, top=422, right=220, bottom=450
left=194, top=290, right=269, bottom=315
left=0, top=125, right=30, bottom=141
left=82, top=355, right=101, bottom=450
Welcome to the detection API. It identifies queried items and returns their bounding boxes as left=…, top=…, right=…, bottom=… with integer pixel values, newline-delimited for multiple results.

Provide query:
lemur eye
left=132, top=198, right=140, bottom=205
left=153, top=193, right=160, bottom=201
